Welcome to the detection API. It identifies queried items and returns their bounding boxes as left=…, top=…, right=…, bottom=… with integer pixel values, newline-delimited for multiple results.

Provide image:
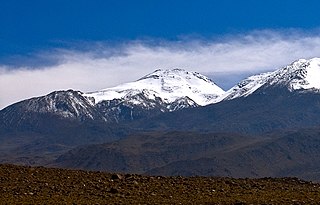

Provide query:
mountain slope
left=2, top=58, right=320, bottom=177
left=146, top=127, right=320, bottom=181
left=1, top=69, right=225, bottom=124
left=0, top=69, right=225, bottom=164
left=267, top=58, right=320, bottom=90
left=0, top=90, right=131, bottom=165
left=136, top=88, right=320, bottom=134
left=85, top=69, right=225, bottom=107
left=223, top=58, right=320, bottom=100
left=53, top=126, right=320, bottom=181
left=0, top=90, right=105, bottom=126
left=53, top=131, right=260, bottom=173
left=81, top=69, right=225, bottom=122
left=137, top=58, right=320, bottom=133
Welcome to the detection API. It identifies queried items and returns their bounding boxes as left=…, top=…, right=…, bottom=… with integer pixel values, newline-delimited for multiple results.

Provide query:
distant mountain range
left=1, top=58, right=320, bottom=181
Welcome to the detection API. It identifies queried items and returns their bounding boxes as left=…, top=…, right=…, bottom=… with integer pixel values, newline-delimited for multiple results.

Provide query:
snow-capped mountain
left=82, top=69, right=225, bottom=122
left=0, top=69, right=225, bottom=124
left=2, top=59, right=320, bottom=125
left=267, top=58, right=320, bottom=90
left=222, top=72, right=273, bottom=101
left=85, top=68, right=225, bottom=108
left=223, top=58, right=320, bottom=100
left=0, top=90, right=105, bottom=124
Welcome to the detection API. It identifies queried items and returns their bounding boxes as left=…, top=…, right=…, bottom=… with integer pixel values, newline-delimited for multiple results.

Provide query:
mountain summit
left=223, top=58, right=320, bottom=100
left=0, top=69, right=225, bottom=125
left=266, top=58, right=320, bottom=90
left=85, top=68, right=225, bottom=107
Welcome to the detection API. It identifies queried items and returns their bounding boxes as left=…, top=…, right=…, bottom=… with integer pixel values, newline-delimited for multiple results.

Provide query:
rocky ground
left=1, top=164, right=320, bottom=204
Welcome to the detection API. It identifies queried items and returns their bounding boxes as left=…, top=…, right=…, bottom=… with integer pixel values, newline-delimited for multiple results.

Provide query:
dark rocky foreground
left=1, top=164, right=320, bottom=204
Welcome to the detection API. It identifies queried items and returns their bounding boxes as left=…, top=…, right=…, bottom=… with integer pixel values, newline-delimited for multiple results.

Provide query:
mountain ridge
left=84, top=68, right=225, bottom=112
left=2, top=58, right=320, bottom=180
left=222, top=58, right=320, bottom=101
left=2, top=58, right=320, bottom=115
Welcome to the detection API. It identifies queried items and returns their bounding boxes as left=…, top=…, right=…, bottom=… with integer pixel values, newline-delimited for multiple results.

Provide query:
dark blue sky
left=1, top=0, right=320, bottom=61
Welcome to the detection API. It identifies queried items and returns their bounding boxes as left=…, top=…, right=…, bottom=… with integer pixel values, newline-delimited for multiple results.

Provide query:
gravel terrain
left=1, top=164, right=320, bottom=204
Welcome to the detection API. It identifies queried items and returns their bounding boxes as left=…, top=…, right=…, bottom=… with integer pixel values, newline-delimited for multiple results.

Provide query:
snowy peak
left=23, top=90, right=93, bottom=115
left=85, top=68, right=225, bottom=106
left=223, top=58, right=320, bottom=100
left=2, top=59, right=320, bottom=126
left=139, top=68, right=215, bottom=85
left=222, top=72, right=273, bottom=100
left=1, top=69, right=226, bottom=125
left=268, top=58, right=320, bottom=90
left=4, top=90, right=104, bottom=121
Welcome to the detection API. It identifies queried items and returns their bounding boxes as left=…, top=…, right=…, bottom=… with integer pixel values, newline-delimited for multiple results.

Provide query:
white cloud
left=1, top=30, right=320, bottom=109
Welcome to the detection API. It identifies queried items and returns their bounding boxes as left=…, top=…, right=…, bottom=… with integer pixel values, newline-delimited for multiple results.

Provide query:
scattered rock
left=109, top=188, right=119, bottom=194
left=0, top=164, right=320, bottom=204
left=111, top=174, right=123, bottom=180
